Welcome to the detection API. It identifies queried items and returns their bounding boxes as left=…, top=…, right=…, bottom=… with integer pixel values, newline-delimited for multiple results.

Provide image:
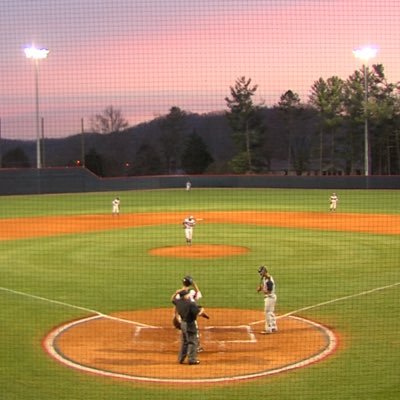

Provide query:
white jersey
left=183, top=217, right=196, bottom=229
left=175, top=289, right=202, bottom=302
left=112, top=198, right=120, bottom=213
left=330, top=194, right=338, bottom=204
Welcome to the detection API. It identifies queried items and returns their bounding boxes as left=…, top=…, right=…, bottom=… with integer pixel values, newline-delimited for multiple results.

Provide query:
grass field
left=0, top=188, right=399, bottom=399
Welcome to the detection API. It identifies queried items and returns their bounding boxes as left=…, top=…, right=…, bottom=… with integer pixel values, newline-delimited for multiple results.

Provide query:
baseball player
left=112, top=197, right=120, bottom=216
left=329, top=192, right=339, bottom=212
left=257, top=266, right=278, bottom=334
left=173, top=290, right=208, bottom=365
left=186, top=181, right=192, bottom=191
left=171, top=276, right=205, bottom=352
left=182, top=215, right=196, bottom=245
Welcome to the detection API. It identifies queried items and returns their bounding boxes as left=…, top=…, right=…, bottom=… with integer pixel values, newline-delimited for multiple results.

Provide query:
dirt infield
left=5, top=210, right=396, bottom=384
left=1, top=210, right=399, bottom=241
left=43, top=308, right=337, bottom=385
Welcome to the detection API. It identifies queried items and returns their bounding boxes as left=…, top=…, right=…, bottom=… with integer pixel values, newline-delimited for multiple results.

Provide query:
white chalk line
left=43, top=314, right=337, bottom=384
left=204, top=324, right=257, bottom=343
left=0, top=286, right=157, bottom=328
left=249, top=281, right=400, bottom=326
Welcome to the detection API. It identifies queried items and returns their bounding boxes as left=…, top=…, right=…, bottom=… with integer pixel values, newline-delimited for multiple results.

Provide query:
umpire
left=173, top=290, right=208, bottom=365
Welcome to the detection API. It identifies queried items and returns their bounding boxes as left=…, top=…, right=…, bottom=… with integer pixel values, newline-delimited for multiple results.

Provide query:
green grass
left=0, top=188, right=399, bottom=399
left=0, top=188, right=399, bottom=217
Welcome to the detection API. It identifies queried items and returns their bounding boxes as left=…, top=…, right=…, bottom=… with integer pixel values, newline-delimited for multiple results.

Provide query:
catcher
left=171, top=276, right=208, bottom=352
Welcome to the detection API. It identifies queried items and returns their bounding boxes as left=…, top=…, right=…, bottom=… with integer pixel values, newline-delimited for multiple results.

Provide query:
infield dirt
left=6, top=210, right=396, bottom=384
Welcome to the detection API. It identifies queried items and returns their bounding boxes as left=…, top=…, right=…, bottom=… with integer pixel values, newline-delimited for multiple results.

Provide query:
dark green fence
left=1, top=167, right=399, bottom=195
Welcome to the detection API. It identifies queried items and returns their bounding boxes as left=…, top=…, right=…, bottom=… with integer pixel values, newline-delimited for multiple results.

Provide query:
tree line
left=1, top=64, right=399, bottom=176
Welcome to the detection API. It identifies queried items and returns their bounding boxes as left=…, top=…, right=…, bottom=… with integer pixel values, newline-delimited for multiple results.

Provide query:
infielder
left=329, top=192, right=339, bottom=212
left=182, top=215, right=196, bottom=245
left=112, top=197, right=120, bottom=216
left=257, top=266, right=278, bottom=334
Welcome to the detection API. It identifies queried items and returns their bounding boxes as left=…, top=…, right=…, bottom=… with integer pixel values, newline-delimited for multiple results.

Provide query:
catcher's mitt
left=172, top=316, right=181, bottom=330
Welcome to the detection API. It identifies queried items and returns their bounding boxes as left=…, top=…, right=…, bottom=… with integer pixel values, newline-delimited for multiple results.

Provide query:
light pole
left=353, top=46, right=378, bottom=176
left=24, top=45, right=49, bottom=169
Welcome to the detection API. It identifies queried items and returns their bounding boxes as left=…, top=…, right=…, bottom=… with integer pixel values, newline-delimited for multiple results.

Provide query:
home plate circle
left=43, top=308, right=338, bottom=385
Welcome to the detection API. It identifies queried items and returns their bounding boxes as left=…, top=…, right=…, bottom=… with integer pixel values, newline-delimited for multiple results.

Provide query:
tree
left=159, top=106, right=187, bottom=173
left=90, top=106, right=129, bottom=134
left=291, top=135, right=311, bottom=175
left=365, top=64, right=400, bottom=174
left=309, top=76, right=345, bottom=173
left=129, top=142, right=164, bottom=176
left=342, top=70, right=366, bottom=174
left=225, top=76, right=266, bottom=173
left=277, top=90, right=302, bottom=172
left=181, top=130, right=214, bottom=174
left=1, top=147, right=30, bottom=168
left=85, top=148, right=104, bottom=176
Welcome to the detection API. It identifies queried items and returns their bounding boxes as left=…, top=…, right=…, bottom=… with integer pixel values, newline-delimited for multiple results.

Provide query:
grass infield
left=0, top=188, right=399, bottom=399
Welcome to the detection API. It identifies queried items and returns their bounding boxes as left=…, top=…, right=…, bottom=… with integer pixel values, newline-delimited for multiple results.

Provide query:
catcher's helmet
left=182, top=275, right=193, bottom=286
left=258, top=266, right=267, bottom=275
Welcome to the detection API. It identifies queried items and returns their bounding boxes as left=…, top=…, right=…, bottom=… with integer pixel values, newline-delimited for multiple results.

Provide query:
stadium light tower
left=24, top=45, right=50, bottom=169
left=353, top=46, right=378, bottom=176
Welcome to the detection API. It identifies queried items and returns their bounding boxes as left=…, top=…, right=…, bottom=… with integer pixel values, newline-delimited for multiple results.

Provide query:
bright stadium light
left=353, top=46, right=378, bottom=176
left=353, top=46, right=378, bottom=63
left=24, top=44, right=50, bottom=169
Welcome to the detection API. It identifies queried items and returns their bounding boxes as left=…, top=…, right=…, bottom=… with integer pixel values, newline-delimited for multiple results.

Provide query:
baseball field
left=0, top=188, right=399, bottom=399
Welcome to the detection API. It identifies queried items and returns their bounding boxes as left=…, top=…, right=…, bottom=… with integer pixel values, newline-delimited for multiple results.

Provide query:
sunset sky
left=1, top=0, right=399, bottom=139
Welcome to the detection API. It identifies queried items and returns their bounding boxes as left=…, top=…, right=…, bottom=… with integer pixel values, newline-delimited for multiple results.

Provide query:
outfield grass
left=0, top=188, right=399, bottom=400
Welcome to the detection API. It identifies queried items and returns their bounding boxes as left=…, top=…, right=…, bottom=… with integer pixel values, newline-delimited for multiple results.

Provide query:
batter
left=257, top=266, right=278, bottom=334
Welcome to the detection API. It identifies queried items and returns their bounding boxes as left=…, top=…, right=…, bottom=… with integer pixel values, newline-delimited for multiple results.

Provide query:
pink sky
left=1, top=0, right=399, bottom=138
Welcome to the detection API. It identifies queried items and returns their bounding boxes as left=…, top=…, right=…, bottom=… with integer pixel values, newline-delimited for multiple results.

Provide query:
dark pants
left=179, top=321, right=199, bottom=363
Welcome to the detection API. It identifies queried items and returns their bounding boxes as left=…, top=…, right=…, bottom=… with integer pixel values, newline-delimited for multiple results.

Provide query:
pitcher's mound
left=149, top=244, right=249, bottom=259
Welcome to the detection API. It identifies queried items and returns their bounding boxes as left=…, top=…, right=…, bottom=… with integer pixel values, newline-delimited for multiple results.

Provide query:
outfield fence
left=1, top=168, right=399, bottom=195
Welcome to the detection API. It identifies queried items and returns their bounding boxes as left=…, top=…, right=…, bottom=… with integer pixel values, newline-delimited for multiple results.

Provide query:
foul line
left=2, top=282, right=399, bottom=328
left=279, top=282, right=400, bottom=319
left=0, top=286, right=156, bottom=328
left=250, top=281, right=400, bottom=325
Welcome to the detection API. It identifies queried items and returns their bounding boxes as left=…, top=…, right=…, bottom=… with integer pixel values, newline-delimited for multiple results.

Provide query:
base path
left=1, top=210, right=399, bottom=241
left=43, top=308, right=337, bottom=385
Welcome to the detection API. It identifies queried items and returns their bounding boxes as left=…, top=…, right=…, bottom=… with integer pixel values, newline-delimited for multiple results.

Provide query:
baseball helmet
left=182, top=275, right=193, bottom=286
left=258, top=266, right=267, bottom=275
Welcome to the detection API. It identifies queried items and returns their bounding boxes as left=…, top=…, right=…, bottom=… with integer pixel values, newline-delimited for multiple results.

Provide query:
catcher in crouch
left=171, top=276, right=208, bottom=352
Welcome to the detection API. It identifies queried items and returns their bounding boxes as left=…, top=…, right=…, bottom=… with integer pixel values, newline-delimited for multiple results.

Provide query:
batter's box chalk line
left=133, top=323, right=257, bottom=344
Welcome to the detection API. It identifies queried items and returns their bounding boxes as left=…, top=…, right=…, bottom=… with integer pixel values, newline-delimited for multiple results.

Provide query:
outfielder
left=329, top=192, right=339, bottom=212
left=112, top=197, right=120, bottom=216
left=257, top=266, right=278, bottom=334
left=182, top=215, right=196, bottom=245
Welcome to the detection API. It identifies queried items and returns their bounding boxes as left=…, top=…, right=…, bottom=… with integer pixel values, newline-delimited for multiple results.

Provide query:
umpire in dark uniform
left=173, top=289, right=208, bottom=365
